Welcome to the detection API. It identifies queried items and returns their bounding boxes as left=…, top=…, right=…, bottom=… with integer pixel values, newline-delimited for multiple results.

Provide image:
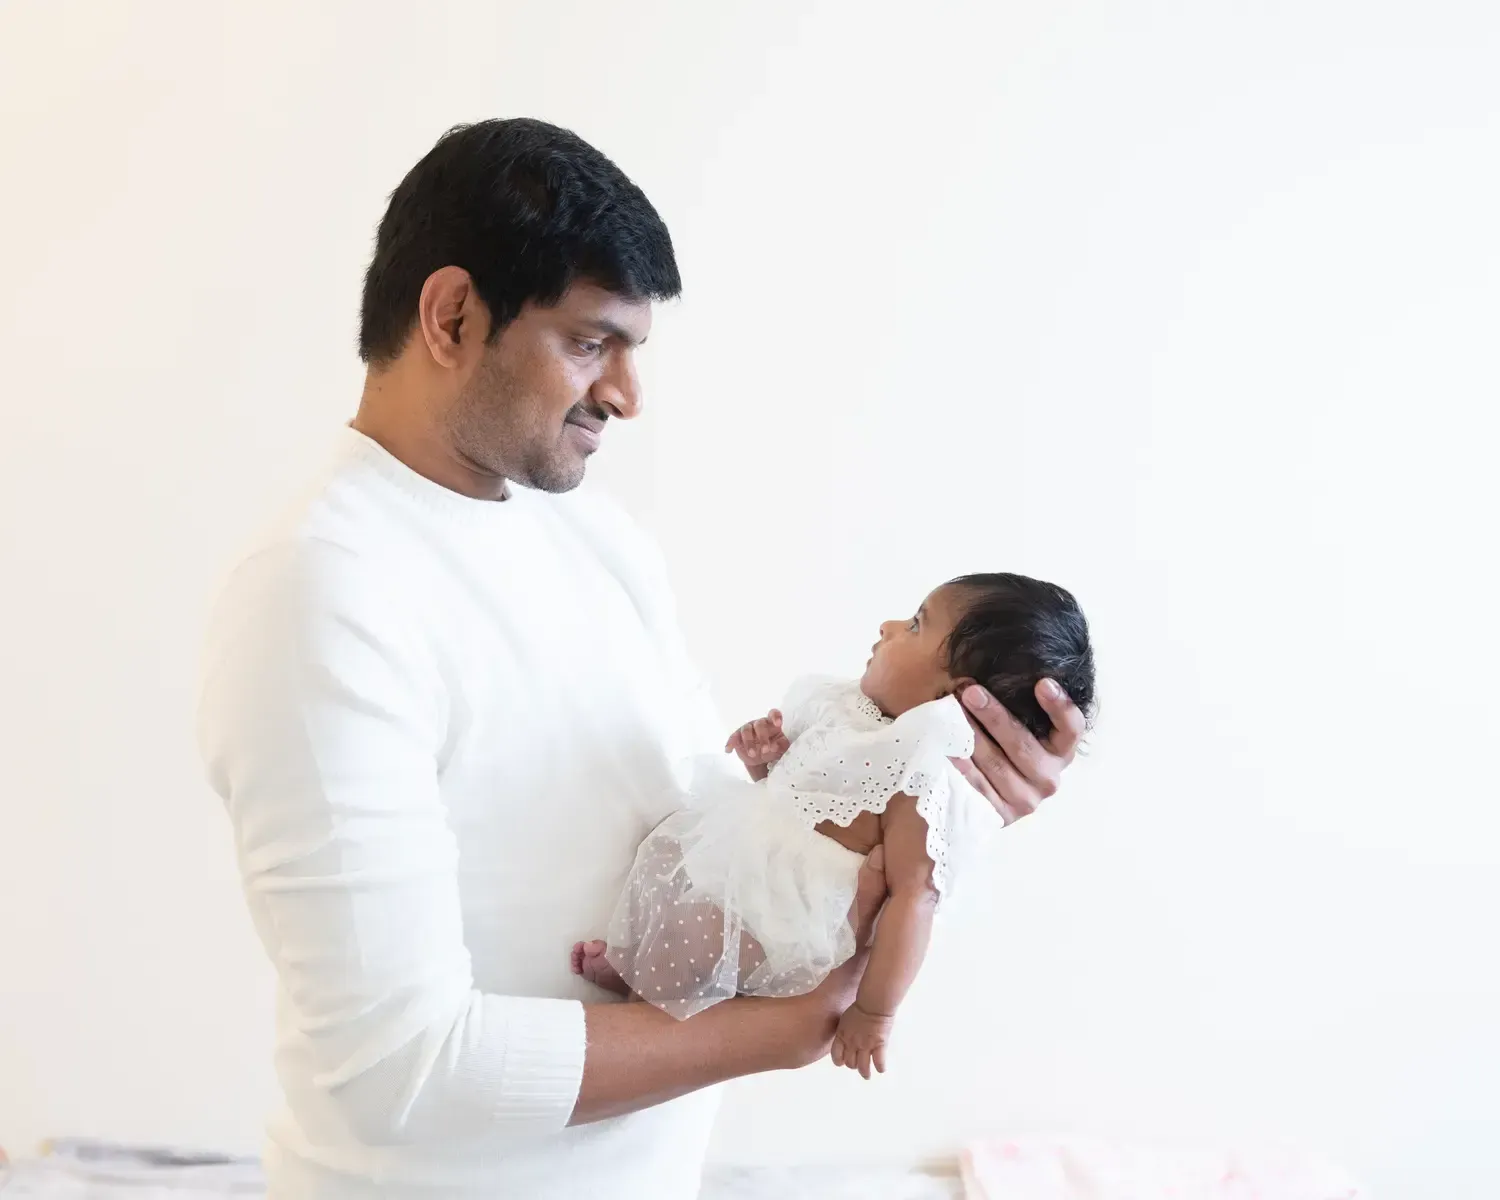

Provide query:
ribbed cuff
left=456, top=995, right=586, bottom=1136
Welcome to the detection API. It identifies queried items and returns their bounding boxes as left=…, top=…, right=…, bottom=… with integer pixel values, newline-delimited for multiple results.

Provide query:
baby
left=571, top=572, right=1095, bottom=1077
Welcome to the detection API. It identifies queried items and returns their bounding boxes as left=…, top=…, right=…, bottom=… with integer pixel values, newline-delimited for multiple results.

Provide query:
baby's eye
left=908, top=617, right=920, bottom=632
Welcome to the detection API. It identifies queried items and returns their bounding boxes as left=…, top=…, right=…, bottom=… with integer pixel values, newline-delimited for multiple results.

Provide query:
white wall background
left=2, top=2, right=1497, bottom=1195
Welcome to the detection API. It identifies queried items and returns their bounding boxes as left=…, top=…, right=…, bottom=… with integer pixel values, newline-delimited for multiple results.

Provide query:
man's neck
left=353, top=371, right=511, bottom=502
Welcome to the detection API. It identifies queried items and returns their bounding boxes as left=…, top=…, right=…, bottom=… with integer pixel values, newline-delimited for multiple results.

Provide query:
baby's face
left=860, top=585, right=966, bottom=717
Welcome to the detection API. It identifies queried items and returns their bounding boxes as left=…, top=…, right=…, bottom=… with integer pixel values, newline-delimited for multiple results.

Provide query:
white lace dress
left=604, top=677, right=996, bottom=1019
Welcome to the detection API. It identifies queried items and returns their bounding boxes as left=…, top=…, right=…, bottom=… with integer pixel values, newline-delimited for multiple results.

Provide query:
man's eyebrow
left=580, top=318, right=647, bottom=347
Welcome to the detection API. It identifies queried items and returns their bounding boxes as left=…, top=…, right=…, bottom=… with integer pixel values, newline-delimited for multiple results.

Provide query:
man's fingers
left=955, top=751, right=1032, bottom=825
left=952, top=747, right=1031, bottom=826
left=961, top=685, right=1062, bottom=802
left=974, top=731, right=1045, bottom=816
left=1035, top=679, right=1084, bottom=762
left=950, top=752, right=1001, bottom=811
left=962, top=686, right=1052, bottom=785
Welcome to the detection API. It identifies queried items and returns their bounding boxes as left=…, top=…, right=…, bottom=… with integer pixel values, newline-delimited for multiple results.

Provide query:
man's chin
left=520, top=453, right=588, bottom=495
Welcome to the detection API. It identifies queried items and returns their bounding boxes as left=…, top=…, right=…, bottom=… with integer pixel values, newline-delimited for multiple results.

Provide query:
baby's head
left=860, top=572, right=1096, bottom=737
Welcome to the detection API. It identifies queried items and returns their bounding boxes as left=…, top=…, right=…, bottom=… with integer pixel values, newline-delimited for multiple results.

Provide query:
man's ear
left=416, top=266, right=484, bottom=368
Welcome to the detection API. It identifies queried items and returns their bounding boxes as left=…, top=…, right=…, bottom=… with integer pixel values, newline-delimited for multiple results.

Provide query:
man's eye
left=574, top=340, right=604, bottom=355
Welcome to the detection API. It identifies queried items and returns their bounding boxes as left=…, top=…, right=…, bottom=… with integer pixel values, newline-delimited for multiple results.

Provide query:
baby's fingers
left=830, top=1034, right=846, bottom=1069
left=873, top=1044, right=887, bottom=1075
left=857, top=1048, right=873, bottom=1080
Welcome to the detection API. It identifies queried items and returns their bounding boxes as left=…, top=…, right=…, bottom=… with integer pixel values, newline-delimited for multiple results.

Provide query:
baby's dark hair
left=943, top=573, right=1096, bottom=741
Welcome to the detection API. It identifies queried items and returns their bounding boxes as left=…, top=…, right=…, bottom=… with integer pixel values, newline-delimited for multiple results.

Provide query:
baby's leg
left=584, top=817, right=788, bottom=1015
left=670, top=905, right=767, bottom=989
left=598, top=894, right=759, bottom=1016
left=571, top=940, right=631, bottom=997
left=569, top=908, right=749, bottom=1010
left=735, top=927, right=769, bottom=989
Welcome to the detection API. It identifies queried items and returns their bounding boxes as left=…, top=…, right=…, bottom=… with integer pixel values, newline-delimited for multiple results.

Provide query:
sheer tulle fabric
left=605, top=678, right=982, bottom=1019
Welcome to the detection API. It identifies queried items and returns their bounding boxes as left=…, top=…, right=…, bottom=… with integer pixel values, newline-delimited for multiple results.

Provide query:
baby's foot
left=571, top=940, right=630, bottom=997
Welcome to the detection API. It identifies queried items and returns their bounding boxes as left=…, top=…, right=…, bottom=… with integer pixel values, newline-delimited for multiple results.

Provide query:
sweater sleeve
left=197, top=537, right=585, bottom=1146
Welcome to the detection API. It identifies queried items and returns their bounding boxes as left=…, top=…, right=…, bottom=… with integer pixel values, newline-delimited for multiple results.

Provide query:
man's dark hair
left=358, top=118, right=681, bottom=365
left=944, top=573, right=1096, bottom=741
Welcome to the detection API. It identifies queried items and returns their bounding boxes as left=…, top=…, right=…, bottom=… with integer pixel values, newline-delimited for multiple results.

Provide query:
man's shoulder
left=210, top=487, right=419, bottom=643
left=219, top=436, right=426, bottom=603
left=206, top=533, right=397, bottom=649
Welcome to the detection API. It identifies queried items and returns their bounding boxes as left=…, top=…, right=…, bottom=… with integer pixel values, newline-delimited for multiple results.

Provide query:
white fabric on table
left=960, top=1135, right=1367, bottom=1199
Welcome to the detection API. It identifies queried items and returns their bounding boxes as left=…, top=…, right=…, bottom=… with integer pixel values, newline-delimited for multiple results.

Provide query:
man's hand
left=953, top=679, right=1085, bottom=825
left=725, top=710, right=791, bottom=780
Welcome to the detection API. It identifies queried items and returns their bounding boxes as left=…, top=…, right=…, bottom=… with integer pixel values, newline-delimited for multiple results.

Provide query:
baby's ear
left=946, top=675, right=978, bottom=699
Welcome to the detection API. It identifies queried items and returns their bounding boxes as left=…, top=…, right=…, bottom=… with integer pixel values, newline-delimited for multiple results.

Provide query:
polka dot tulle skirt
left=604, top=765, right=866, bottom=1019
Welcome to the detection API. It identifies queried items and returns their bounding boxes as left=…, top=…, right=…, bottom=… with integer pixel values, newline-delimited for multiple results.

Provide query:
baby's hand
left=830, top=1003, right=894, bottom=1079
left=725, top=710, right=790, bottom=777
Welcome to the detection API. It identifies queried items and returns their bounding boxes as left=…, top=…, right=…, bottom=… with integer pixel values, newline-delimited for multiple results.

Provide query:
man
left=198, top=118, right=1084, bottom=1199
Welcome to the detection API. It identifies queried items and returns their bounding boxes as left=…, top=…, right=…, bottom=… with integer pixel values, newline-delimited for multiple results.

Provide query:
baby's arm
left=830, top=793, right=938, bottom=1077
left=725, top=710, right=790, bottom=781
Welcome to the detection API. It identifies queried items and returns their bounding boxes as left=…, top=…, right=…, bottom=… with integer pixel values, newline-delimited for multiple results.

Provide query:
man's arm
left=199, top=539, right=878, bottom=1143
left=200, top=540, right=587, bottom=1143
left=572, top=919, right=877, bottom=1125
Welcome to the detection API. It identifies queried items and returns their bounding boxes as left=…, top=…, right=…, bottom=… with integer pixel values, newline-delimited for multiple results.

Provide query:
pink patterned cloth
left=960, top=1135, right=1366, bottom=1200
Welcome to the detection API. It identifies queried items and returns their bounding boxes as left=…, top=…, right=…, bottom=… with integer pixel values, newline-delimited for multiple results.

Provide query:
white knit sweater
left=198, top=429, right=724, bottom=1198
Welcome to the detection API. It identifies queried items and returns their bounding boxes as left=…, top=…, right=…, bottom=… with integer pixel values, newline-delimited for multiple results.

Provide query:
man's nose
left=592, top=349, right=642, bottom=421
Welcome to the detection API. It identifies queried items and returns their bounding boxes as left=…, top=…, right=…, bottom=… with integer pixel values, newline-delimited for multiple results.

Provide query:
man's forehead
left=558, top=281, right=654, bottom=342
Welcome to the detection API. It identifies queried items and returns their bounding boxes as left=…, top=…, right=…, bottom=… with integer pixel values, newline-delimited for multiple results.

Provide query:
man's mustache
left=564, top=403, right=609, bottom=433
